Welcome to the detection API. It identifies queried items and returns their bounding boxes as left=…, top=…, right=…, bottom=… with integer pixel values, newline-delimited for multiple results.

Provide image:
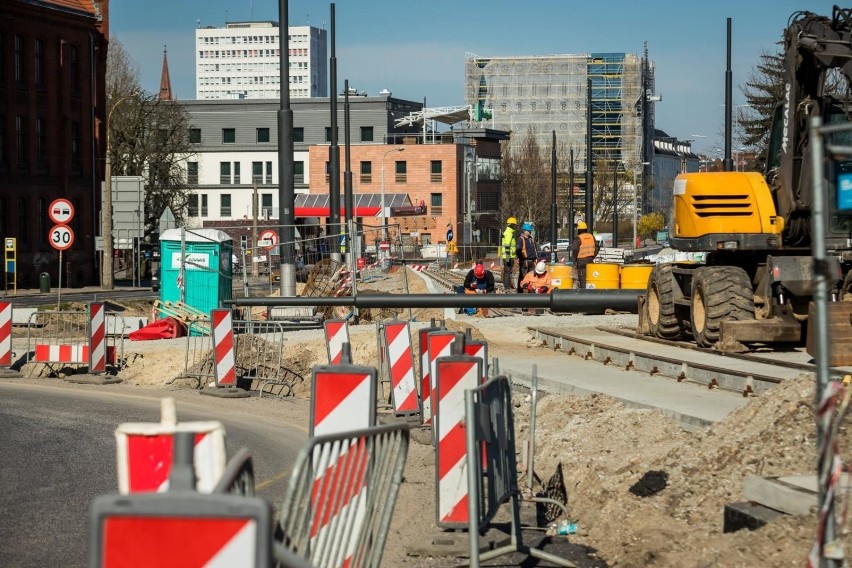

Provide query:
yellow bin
left=586, top=263, right=620, bottom=289
left=620, top=264, right=654, bottom=290
left=547, top=264, right=573, bottom=289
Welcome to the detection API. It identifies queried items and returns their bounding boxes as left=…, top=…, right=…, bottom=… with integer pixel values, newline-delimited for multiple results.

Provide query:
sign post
left=4, top=238, right=15, bottom=295
left=48, top=199, right=75, bottom=306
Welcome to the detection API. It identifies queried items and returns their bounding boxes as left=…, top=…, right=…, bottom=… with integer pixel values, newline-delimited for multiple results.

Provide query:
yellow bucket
left=620, top=264, right=654, bottom=290
left=586, top=263, right=620, bottom=289
left=547, top=264, right=573, bottom=289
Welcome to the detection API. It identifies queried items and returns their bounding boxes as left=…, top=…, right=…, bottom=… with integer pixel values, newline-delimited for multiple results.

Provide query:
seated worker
left=520, top=261, right=553, bottom=294
left=457, top=262, right=495, bottom=316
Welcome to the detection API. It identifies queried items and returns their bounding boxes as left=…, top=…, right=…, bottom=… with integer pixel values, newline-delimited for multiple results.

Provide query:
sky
left=110, top=0, right=840, bottom=156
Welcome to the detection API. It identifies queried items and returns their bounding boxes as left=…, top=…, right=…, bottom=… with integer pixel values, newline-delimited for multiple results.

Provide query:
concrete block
left=723, top=501, right=785, bottom=533
left=742, top=474, right=852, bottom=516
left=108, top=316, right=148, bottom=336
left=12, top=307, right=37, bottom=325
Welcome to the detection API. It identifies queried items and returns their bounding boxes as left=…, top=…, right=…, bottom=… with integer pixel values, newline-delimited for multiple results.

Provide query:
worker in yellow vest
left=499, top=216, right=518, bottom=291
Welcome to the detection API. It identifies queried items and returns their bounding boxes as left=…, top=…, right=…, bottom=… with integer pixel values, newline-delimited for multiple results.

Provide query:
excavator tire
left=647, top=264, right=682, bottom=340
left=690, top=266, right=754, bottom=348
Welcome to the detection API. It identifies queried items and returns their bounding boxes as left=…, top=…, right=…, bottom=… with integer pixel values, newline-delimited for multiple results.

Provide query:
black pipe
left=230, top=288, right=640, bottom=313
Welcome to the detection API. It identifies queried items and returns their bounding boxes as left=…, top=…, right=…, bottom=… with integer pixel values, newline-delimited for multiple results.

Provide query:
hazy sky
left=110, top=0, right=839, bottom=155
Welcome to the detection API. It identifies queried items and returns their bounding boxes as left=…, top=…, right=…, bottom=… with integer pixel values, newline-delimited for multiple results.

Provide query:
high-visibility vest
left=518, top=235, right=536, bottom=260
left=500, top=227, right=515, bottom=260
left=577, top=233, right=597, bottom=259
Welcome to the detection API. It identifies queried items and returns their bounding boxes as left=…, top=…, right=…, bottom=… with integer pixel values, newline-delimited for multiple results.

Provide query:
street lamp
left=102, top=89, right=139, bottom=289
left=633, top=161, right=651, bottom=249
left=380, top=147, right=404, bottom=243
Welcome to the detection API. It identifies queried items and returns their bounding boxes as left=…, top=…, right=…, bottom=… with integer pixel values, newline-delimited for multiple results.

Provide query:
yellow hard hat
left=577, top=221, right=588, bottom=230
left=506, top=216, right=518, bottom=225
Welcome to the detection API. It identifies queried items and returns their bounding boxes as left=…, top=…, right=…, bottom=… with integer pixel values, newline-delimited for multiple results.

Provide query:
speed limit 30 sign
left=49, top=224, right=75, bottom=251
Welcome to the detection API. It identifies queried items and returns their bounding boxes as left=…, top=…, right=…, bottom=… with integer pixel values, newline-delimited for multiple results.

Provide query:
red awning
left=295, top=206, right=381, bottom=218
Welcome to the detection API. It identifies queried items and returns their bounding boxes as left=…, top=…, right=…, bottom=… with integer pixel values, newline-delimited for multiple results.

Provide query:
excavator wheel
left=690, top=266, right=755, bottom=348
left=647, top=264, right=683, bottom=340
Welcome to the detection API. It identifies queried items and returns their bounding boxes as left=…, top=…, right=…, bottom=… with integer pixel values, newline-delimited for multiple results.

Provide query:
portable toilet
left=159, top=228, right=233, bottom=317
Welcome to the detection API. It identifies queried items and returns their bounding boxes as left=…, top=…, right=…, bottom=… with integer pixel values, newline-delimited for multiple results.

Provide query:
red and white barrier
left=324, top=319, right=350, bottom=365
left=427, top=331, right=459, bottom=419
left=382, top=321, right=419, bottom=416
left=464, top=339, right=489, bottom=385
left=434, top=354, right=482, bottom=528
left=410, top=264, right=429, bottom=272
left=311, top=364, right=377, bottom=436
left=0, top=302, right=12, bottom=367
left=211, top=309, right=236, bottom=387
left=89, top=302, right=106, bottom=374
left=34, top=343, right=116, bottom=364
left=417, top=326, right=442, bottom=425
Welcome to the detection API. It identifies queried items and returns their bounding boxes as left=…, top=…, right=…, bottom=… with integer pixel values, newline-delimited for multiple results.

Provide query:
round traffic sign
left=258, top=229, right=279, bottom=251
left=49, top=224, right=75, bottom=251
left=49, top=199, right=75, bottom=225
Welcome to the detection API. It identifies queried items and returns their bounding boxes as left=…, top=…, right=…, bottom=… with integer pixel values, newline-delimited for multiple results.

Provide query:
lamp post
left=102, top=90, right=138, bottom=290
left=380, top=147, right=403, bottom=245
left=632, top=161, right=650, bottom=249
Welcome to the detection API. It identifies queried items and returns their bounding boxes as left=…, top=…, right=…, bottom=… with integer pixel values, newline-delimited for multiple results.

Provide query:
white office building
left=195, top=21, right=327, bottom=100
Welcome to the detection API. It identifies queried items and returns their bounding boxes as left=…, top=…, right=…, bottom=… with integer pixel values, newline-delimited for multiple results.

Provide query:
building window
left=18, top=197, right=28, bottom=244
left=265, top=161, right=272, bottom=184
left=430, top=160, right=442, bottom=182
left=233, top=162, right=240, bottom=184
left=0, top=33, right=5, bottom=83
left=200, top=194, right=208, bottom=217
left=222, top=128, right=235, bottom=143
left=430, top=193, right=443, bottom=216
left=72, top=197, right=82, bottom=234
left=325, top=161, right=330, bottom=183
left=34, top=39, right=44, bottom=87
left=16, top=116, right=27, bottom=172
left=395, top=160, right=406, bottom=183
left=220, top=194, right=231, bottom=217
left=294, top=161, right=304, bottom=183
left=219, top=161, right=231, bottom=184
left=324, top=127, right=338, bottom=143
left=70, top=120, right=79, bottom=169
left=360, top=126, right=373, bottom=142
left=261, top=193, right=272, bottom=218
left=252, top=161, right=262, bottom=184
left=69, top=45, right=79, bottom=94
left=188, top=194, right=199, bottom=216
left=0, top=117, right=5, bottom=170
left=0, top=197, right=6, bottom=239
left=14, top=35, right=24, bottom=84
left=293, top=127, right=304, bottom=142
left=37, top=198, right=46, bottom=243
left=256, top=127, right=270, bottom=143
left=186, top=161, right=198, bottom=185
left=36, top=117, right=45, bottom=169
left=360, top=161, right=372, bottom=184
left=189, top=128, right=201, bottom=143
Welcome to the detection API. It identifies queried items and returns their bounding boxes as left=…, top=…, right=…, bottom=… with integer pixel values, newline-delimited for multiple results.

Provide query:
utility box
left=159, top=228, right=233, bottom=317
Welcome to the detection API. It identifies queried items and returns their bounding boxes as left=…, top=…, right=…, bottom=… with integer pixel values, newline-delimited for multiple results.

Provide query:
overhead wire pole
left=328, top=3, right=341, bottom=262
left=585, top=77, right=594, bottom=232
left=343, top=79, right=353, bottom=265
left=723, top=17, right=734, bottom=172
left=568, top=148, right=575, bottom=245
left=550, top=130, right=557, bottom=264
left=277, top=0, right=296, bottom=297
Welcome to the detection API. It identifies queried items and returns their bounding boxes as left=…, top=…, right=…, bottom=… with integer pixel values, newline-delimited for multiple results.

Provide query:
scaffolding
left=464, top=52, right=645, bottom=171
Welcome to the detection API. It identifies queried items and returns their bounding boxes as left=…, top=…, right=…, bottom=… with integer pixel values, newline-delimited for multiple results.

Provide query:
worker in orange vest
left=571, top=221, right=599, bottom=289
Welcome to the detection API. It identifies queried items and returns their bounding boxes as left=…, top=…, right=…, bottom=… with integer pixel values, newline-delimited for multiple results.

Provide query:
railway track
left=419, top=266, right=523, bottom=317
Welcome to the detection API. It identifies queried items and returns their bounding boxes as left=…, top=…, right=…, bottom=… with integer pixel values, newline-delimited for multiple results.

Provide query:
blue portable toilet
left=159, top=228, right=233, bottom=317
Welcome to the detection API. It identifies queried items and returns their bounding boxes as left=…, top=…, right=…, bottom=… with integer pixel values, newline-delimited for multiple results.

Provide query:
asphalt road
left=0, top=381, right=307, bottom=567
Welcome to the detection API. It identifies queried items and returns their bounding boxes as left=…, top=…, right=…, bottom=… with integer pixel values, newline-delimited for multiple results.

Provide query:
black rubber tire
left=647, top=264, right=682, bottom=339
left=690, top=266, right=755, bottom=348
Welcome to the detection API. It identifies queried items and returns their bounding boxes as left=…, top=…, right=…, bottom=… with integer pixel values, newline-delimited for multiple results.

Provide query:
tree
left=737, top=50, right=784, bottom=165
left=499, top=128, right=550, bottom=233
left=107, top=37, right=194, bottom=237
left=637, top=211, right=665, bottom=240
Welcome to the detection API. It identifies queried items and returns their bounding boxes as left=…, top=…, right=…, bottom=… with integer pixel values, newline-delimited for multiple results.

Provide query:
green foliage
left=637, top=211, right=665, bottom=240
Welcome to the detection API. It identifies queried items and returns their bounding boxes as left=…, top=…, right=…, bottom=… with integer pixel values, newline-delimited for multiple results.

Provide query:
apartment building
left=195, top=21, right=327, bottom=100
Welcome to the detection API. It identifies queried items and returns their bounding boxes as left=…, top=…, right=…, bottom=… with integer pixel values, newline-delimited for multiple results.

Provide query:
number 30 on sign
left=49, top=224, right=75, bottom=251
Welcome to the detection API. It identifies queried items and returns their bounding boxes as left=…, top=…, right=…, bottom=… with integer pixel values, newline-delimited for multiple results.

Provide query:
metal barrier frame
left=25, top=310, right=124, bottom=377
left=275, top=423, right=409, bottom=568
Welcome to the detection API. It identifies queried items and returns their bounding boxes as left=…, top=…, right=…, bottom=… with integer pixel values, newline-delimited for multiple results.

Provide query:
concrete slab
left=723, top=501, right=785, bottom=533
left=742, top=474, right=852, bottom=516
left=64, top=374, right=122, bottom=385
left=199, top=386, right=251, bottom=398
left=108, top=316, right=148, bottom=336
left=11, top=307, right=37, bottom=325
left=498, top=349, right=749, bottom=430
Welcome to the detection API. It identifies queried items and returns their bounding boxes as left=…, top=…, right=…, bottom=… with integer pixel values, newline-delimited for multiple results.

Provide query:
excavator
left=644, top=6, right=852, bottom=365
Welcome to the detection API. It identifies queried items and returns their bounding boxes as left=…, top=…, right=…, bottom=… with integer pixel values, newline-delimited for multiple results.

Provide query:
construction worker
left=519, top=260, right=553, bottom=315
left=571, top=221, right=599, bottom=289
left=516, top=222, right=538, bottom=293
left=500, top=216, right=518, bottom=291
left=457, top=261, right=495, bottom=316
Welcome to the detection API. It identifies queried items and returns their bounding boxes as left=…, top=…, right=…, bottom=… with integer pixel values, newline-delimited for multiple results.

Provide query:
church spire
left=159, top=46, right=173, bottom=101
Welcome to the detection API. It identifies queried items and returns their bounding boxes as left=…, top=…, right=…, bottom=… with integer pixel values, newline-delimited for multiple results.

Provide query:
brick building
left=0, top=0, right=108, bottom=288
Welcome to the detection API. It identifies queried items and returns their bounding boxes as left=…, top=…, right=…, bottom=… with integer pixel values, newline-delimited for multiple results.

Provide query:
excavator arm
left=772, top=6, right=852, bottom=246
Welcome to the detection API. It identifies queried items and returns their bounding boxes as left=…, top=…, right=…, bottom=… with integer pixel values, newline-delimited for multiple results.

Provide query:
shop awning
left=294, top=193, right=412, bottom=218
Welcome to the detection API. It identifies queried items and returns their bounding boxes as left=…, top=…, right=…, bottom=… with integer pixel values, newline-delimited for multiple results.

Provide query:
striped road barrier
left=379, top=321, right=420, bottom=417
left=324, top=319, right=350, bottom=365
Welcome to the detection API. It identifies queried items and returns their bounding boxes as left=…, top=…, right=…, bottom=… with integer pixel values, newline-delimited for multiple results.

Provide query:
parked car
left=540, top=239, right=571, bottom=252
